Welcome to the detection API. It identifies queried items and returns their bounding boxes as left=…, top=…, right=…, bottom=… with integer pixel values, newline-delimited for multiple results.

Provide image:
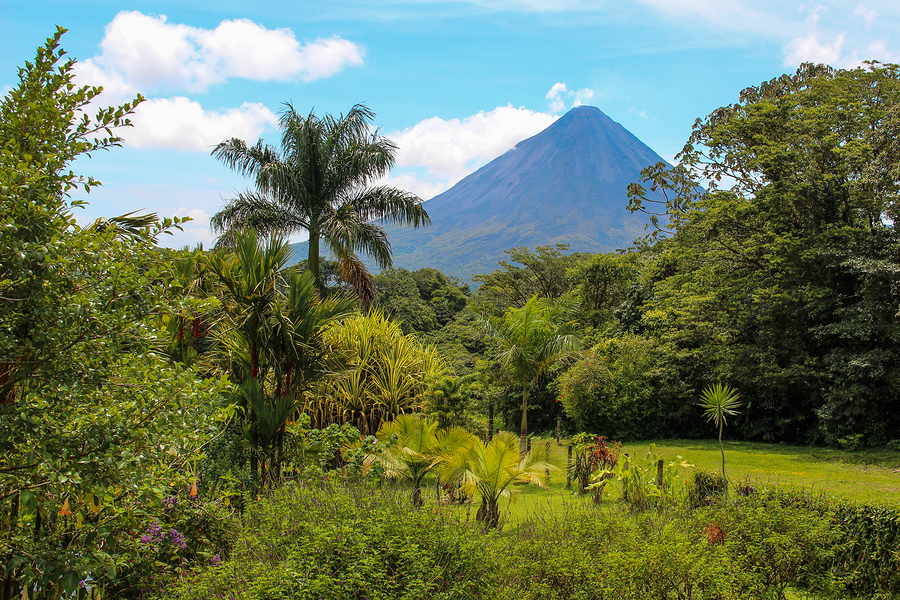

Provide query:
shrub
left=159, top=480, right=496, bottom=600
left=568, top=433, right=621, bottom=497
left=830, top=501, right=900, bottom=596
left=688, top=470, right=727, bottom=508
left=496, top=504, right=740, bottom=599
left=707, top=492, right=842, bottom=599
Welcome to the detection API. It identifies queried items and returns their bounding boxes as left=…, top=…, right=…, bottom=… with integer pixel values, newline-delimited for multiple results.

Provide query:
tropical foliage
left=210, top=103, right=430, bottom=303
left=627, top=62, right=900, bottom=445
left=373, top=414, right=473, bottom=507
left=0, top=29, right=228, bottom=599
left=442, top=431, right=562, bottom=529
left=699, top=383, right=741, bottom=485
left=481, top=296, right=579, bottom=453
left=304, top=310, right=444, bottom=434
left=207, top=229, right=357, bottom=489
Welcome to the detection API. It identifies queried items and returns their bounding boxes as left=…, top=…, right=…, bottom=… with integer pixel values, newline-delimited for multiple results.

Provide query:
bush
left=688, top=470, right=727, bottom=507
left=496, top=505, right=740, bottom=599
left=159, top=480, right=497, bottom=600
left=706, top=492, right=842, bottom=599
left=830, top=501, right=900, bottom=597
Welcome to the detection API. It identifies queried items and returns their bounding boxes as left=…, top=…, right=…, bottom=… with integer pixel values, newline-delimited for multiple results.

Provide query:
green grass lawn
left=429, top=437, right=900, bottom=532
left=619, top=439, right=900, bottom=505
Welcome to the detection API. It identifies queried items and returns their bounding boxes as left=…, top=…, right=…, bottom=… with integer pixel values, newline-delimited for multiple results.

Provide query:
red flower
left=704, top=523, right=725, bottom=545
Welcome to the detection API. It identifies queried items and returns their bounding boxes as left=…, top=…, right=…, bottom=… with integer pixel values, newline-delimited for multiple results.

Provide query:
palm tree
left=210, top=103, right=430, bottom=301
left=207, top=229, right=356, bottom=489
left=442, top=431, right=562, bottom=529
left=482, top=295, right=580, bottom=454
left=374, top=414, right=474, bottom=508
left=699, top=383, right=741, bottom=488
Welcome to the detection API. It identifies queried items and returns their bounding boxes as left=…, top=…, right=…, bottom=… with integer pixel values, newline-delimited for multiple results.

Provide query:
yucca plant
left=699, top=383, right=741, bottom=488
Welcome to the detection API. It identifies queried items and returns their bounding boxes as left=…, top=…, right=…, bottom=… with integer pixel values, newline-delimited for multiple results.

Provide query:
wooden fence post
left=545, top=441, right=551, bottom=478
left=656, top=459, right=664, bottom=488
left=566, top=445, right=573, bottom=488
left=556, top=416, right=561, bottom=444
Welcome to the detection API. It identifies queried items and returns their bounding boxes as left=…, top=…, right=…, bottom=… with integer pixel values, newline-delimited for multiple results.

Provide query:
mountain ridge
left=291, top=105, right=668, bottom=280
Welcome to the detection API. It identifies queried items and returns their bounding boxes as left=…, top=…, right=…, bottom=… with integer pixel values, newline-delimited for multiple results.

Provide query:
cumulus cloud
left=783, top=32, right=847, bottom=67
left=782, top=29, right=899, bottom=68
left=123, top=97, right=277, bottom=151
left=387, top=105, right=557, bottom=183
left=782, top=4, right=899, bottom=68
left=70, top=11, right=363, bottom=153
left=79, top=11, right=365, bottom=95
left=168, top=208, right=216, bottom=247
left=546, top=82, right=569, bottom=112
left=380, top=173, right=449, bottom=201
left=546, top=83, right=595, bottom=113
left=573, top=88, right=595, bottom=106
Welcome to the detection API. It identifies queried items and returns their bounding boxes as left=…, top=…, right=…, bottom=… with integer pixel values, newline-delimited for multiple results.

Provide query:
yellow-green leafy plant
left=442, top=431, right=563, bottom=529
left=373, top=414, right=475, bottom=507
left=307, top=310, right=444, bottom=433
left=481, top=295, right=580, bottom=454
left=597, top=444, right=694, bottom=511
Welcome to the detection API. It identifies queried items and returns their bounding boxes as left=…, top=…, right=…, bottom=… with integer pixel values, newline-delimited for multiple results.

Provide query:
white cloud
left=573, top=88, right=595, bottom=106
left=69, top=11, right=363, bottom=153
left=546, top=83, right=595, bottom=113
left=852, top=4, right=877, bottom=25
left=783, top=31, right=846, bottom=66
left=782, top=4, right=900, bottom=68
left=546, top=82, right=569, bottom=112
left=387, top=105, right=557, bottom=183
left=167, top=208, right=215, bottom=247
left=381, top=173, right=449, bottom=201
left=123, top=97, right=277, bottom=151
left=79, top=11, right=365, bottom=95
left=632, top=0, right=788, bottom=36
left=782, top=30, right=899, bottom=68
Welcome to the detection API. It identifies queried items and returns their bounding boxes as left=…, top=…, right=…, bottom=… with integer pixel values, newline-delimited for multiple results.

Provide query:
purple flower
left=168, top=528, right=187, bottom=549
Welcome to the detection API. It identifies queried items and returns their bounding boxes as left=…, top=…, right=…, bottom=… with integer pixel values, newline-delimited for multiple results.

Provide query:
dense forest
left=3, top=28, right=900, bottom=599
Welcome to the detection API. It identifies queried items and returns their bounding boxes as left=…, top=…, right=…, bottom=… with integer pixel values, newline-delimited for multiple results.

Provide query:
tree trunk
left=488, top=401, right=494, bottom=441
left=308, top=231, right=321, bottom=295
left=519, top=381, right=530, bottom=455
left=719, top=422, right=728, bottom=496
left=476, top=497, right=500, bottom=530
left=250, top=343, right=259, bottom=378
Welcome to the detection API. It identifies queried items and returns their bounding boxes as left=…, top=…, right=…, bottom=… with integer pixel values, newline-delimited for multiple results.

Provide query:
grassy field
left=429, top=438, right=900, bottom=532
left=619, top=439, right=900, bottom=504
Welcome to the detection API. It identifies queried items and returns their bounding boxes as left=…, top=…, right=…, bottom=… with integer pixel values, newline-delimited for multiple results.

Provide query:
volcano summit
left=381, top=105, right=668, bottom=280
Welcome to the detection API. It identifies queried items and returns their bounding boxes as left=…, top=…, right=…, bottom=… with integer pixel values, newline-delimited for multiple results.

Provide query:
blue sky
left=3, top=0, right=898, bottom=247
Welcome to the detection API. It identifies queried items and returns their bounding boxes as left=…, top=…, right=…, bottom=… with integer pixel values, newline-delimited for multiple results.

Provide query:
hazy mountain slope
left=290, top=105, right=668, bottom=280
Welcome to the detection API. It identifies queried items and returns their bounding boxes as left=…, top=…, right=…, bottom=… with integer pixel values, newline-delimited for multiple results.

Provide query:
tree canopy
left=628, top=61, right=900, bottom=444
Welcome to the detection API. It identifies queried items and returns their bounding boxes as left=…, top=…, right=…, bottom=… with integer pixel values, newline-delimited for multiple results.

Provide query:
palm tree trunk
left=519, top=381, right=529, bottom=455
left=308, top=231, right=321, bottom=294
left=488, top=401, right=494, bottom=441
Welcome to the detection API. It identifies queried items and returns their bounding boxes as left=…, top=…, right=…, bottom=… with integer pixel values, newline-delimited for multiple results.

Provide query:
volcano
left=381, top=105, right=668, bottom=280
